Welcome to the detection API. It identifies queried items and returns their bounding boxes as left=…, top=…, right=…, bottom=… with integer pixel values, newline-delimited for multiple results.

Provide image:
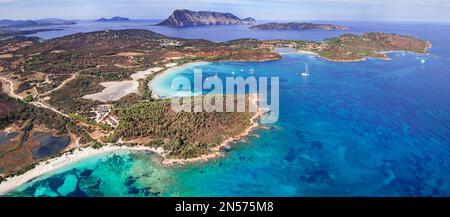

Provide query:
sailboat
left=249, top=67, right=255, bottom=75
left=301, top=64, right=310, bottom=77
left=214, top=72, right=219, bottom=78
left=232, top=69, right=235, bottom=75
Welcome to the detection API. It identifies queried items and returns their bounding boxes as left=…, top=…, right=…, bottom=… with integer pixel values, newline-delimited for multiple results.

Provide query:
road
left=0, top=76, right=23, bottom=100
left=0, top=76, right=70, bottom=118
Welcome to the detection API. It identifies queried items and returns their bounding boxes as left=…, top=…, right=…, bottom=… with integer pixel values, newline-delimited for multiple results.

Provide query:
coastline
left=0, top=95, right=264, bottom=196
left=161, top=94, right=264, bottom=165
left=0, top=145, right=165, bottom=195
left=149, top=61, right=211, bottom=99
left=295, top=48, right=432, bottom=62
left=0, top=59, right=265, bottom=195
left=296, top=49, right=370, bottom=62
left=148, top=57, right=281, bottom=99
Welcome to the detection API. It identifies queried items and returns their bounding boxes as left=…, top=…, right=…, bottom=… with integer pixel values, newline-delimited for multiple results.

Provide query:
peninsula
left=0, top=19, right=76, bottom=29
left=157, top=9, right=256, bottom=26
left=250, top=22, right=348, bottom=31
left=0, top=29, right=430, bottom=191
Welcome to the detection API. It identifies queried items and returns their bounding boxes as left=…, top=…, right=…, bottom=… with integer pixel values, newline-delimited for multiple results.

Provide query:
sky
left=1, top=0, right=450, bottom=22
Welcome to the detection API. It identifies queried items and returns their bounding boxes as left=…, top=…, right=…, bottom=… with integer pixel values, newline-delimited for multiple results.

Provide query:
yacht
left=301, top=64, right=310, bottom=77
left=249, top=67, right=255, bottom=75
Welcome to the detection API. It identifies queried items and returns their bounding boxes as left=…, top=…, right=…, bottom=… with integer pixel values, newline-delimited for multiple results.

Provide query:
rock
left=157, top=9, right=256, bottom=27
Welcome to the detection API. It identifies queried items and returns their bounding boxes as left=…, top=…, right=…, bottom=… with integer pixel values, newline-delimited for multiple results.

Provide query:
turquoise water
left=8, top=22, right=450, bottom=197
left=151, top=62, right=210, bottom=98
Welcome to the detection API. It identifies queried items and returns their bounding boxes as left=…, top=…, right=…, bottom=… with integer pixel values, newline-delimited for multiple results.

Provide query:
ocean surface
left=22, top=19, right=429, bottom=42
left=7, top=21, right=450, bottom=196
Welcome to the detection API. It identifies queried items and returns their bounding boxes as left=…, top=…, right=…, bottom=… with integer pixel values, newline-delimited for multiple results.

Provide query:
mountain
left=35, top=18, right=76, bottom=25
left=96, top=17, right=130, bottom=22
left=0, top=19, right=76, bottom=29
left=0, top=19, right=17, bottom=26
left=250, top=22, right=348, bottom=31
left=157, top=9, right=256, bottom=27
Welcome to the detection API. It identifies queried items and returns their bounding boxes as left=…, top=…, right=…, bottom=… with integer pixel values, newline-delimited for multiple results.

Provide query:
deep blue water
left=7, top=21, right=450, bottom=197
left=24, top=19, right=444, bottom=42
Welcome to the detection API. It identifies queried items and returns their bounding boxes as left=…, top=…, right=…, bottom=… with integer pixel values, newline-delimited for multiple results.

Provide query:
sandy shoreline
left=0, top=96, right=264, bottom=195
left=162, top=95, right=263, bottom=165
left=149, top=61, right=210, bottom=99
left=0, top=61, right=266, bottom=195
left=0, top=145, right=165, bottom=195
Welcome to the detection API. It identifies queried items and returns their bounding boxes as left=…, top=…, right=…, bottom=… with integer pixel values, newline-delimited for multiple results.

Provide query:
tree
left=24, top=94, right=33, bottom=102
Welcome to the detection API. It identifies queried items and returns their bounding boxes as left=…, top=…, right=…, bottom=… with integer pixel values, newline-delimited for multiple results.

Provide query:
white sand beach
left=0, top=94, right=264, bottom=195
left=82, top=67, right=163, bottom=102
left=0, top=145, right=164, bottom=195
left=149, top=61, right=210, bottom=99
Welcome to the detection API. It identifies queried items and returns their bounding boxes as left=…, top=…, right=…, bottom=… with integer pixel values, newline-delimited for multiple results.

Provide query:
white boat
left=240, top=68, right=244, bottom=72
left=421, top=59, right=426, bottom=64
left=232, top=70, right=235, bottom=75
left=249, top=67, right=255, bottom=75
left=301, top=64, right=310, bottom=76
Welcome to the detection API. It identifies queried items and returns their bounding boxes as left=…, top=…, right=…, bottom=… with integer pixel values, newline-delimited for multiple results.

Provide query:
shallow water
left=8, top=21, right=450, bottom=197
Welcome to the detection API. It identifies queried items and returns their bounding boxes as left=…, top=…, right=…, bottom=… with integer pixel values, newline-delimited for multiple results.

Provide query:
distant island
left=250, top=22, right=348, bottom=31
left=0, top=19, right=75, bottom=29
left=96, top=17, right=130, bottom=22
left=157, top=9, right=256, bottom=27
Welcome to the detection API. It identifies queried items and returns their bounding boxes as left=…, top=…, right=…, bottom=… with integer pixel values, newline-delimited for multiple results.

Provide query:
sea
left=6, top=20, right=450, bottom=196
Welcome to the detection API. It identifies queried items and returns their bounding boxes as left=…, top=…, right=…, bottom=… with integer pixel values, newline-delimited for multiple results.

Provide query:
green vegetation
left=0, top=92, right=94, bottom=176
left=282, top=32, right=430, bottom=61
left=113, top=97, right=255, bottom=159
left=0, top=29, right=431, bottom=176
left=24, top=94, right=33, bottom=102
left=68, top=114, right=113, bottom=131
left=91, top=141, right=105, bottom=149
left=47, top=76, right=104, bottom=115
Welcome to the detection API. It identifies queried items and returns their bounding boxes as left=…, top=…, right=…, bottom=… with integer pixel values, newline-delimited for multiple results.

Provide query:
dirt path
left=30, top=101, right=70, bottom=118
left=39, top=73, right=78, bottom=97
left=0, top=76, right=23, bottom=100
left=0, top=76, right=70, bottom=118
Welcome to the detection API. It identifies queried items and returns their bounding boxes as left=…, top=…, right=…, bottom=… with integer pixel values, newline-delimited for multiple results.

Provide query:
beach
left=0, top=145, right=165, bottom=195
left=0, top=94, right=264, bottom=195
left=149, top=61, right=210, bottom=99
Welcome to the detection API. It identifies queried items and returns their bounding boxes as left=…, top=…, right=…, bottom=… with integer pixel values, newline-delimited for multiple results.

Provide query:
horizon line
left=2, top=17, right=450, bottom=24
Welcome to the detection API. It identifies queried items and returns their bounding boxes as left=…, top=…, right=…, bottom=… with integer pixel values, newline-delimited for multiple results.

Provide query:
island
left=250, top=22, right=348, bottom=31
left=0, top=29, right=431, bottom=191
left=96, top=17, right=130, bottom=22
left=268, top=32, right=431, bottom=62
left=0, top=29, right=63, bottom=39
left=157, top=9, right=256, bottom=27
left=0, top=19, right=76, bottom=29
